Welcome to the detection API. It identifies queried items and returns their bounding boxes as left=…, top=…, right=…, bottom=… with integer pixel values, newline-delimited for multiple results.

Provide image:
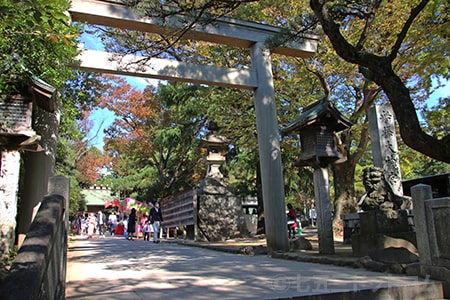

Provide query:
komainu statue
left=359, top=167, right=412, bottom=218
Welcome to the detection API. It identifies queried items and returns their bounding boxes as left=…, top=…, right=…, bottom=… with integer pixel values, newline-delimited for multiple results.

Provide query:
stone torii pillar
left=251, top=42, right=288, bottom=252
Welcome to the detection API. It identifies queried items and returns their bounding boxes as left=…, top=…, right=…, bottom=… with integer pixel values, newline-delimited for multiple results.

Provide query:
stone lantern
left=282, top=96, right=353, bottom=254
left=197, top=122, right=247, bottom=242
left=200, top=122, right=230, bottom=178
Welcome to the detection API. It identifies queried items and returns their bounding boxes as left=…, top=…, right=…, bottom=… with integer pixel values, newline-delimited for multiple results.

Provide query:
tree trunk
left=331, top=125, right=370, bottom=238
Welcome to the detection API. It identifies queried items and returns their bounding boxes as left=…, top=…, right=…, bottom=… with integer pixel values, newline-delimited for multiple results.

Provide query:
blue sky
left=80, top=31, right=159, bottom=149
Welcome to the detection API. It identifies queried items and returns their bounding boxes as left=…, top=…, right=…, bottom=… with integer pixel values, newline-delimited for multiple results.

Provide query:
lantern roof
left=30, top=75, right=57, bottom=113
left=200, top=133, right=231, bottom=148
left=281, top=96, right=353, bottom=134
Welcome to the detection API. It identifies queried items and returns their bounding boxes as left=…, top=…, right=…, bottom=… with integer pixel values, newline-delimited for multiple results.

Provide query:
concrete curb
left=169, top=239, right=426, bottom=278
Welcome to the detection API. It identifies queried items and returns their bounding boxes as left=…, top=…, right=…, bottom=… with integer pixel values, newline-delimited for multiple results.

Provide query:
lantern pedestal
left=196, top=177, right=248, bottom=242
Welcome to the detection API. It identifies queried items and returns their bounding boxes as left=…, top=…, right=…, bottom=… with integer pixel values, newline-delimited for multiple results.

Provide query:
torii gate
left=69, top=0, right=318, bottom=252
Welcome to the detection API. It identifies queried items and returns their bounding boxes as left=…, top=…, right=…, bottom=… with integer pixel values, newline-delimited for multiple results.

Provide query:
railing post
left=48, top=176, right=70, bottom=300
left=48, top=176, right=70, bottom=227
left=411, top=184, right=433, bottom=277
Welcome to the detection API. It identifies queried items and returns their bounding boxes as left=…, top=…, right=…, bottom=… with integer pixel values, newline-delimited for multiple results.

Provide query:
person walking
left=149, top=201, right=163, bottom=243
left=287, top=203, right=298, bottom=239
left=108, top=212, right=118, bottom=235
left=309, top=205, right=317, bottom=226
left=97, top=210, right=106, bottom=237
left=87, top=213, right=96, bottom=239
left=122, top=215, right=128, bottom=240
left=127, top=208, right=136, bottom=240
left=74, top=212, right=82, bottom=235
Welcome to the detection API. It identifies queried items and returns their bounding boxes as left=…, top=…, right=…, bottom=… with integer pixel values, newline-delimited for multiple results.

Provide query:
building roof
left=81, top=187, right=118, bottom=206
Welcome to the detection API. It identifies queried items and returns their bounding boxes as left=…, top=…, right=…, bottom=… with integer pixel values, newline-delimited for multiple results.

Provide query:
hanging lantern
left=282, top=96, right=353, bottom=168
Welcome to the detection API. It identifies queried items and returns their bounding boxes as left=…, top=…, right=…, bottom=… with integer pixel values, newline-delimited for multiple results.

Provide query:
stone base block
left=359, top=210, right=410, bottom=235
left=352, top=232, right=417, bottom=257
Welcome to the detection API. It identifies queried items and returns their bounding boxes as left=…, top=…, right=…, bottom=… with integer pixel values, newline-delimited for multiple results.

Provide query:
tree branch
left=304, top=62, right=330, bottom=96
left=310, top=0, right=374, bottom=65
left=387, top=0, right=430, bottom=63
left=355, top=1, right=381, bottom=50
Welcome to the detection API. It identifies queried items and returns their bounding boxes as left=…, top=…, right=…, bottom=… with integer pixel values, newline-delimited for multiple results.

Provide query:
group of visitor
left=124, top=201, right=163, bottom=243
left=72, top=201, right=164, bottom=243
left=73, top=211, right=110, bottom=238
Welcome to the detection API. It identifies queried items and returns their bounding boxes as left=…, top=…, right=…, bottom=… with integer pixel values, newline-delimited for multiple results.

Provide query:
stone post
left=313, top=167, right=335, bottom=254
left=411, top=184, right=433, bottom=275
left=250, top=42, right=288, bottom=252
left=48, top=176, right=70, bottom=229
left=0, top=150, right=21, bottom=262
left=368, top=105, right=403, bottom=195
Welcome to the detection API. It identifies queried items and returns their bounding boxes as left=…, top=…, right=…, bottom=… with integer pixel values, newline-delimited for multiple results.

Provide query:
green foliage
left=0, top=0, right=80, bottom=95
left=422, top=97, right=449, bottom=139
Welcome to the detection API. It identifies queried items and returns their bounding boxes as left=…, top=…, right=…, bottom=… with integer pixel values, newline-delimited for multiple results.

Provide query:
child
left=123, top=216, right=129, bottom=240
left=142, top=220, right=151, bottom=241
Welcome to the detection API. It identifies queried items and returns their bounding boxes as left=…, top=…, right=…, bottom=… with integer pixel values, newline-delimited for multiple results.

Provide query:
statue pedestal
left=359, top=210, right=409, bottom=234
left=352, top=210, right=416, bottom=256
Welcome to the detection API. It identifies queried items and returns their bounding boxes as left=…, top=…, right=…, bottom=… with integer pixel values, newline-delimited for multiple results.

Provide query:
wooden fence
left=160, top=188, right=197, bottom=238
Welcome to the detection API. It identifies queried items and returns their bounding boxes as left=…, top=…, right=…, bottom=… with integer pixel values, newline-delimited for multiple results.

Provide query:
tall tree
left=119, top=0, right=449, bottom=163
left=309, top=0, right=450, bottom=162
left=100, top=77, right=207, bottom=199
left=57, top=71, right=108, bottom=217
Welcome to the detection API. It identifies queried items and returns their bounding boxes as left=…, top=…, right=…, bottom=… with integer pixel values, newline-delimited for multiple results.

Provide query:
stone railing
left=411, top=184, right=450, bottom=282
left=0, top=176, right=69, bottom=300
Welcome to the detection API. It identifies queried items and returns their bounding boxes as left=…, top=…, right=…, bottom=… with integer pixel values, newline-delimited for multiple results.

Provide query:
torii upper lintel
left=69, top=0, right=318, bottom=58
